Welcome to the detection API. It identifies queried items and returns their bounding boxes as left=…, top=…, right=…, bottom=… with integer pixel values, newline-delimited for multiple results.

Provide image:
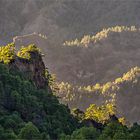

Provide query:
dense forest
left=0, top=42, right=139, bottom=139
left=0, top=43, right=79, bottom=139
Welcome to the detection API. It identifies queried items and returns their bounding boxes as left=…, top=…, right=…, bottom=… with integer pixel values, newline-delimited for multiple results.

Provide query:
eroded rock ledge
left=10, top=51, right=47, bottom=89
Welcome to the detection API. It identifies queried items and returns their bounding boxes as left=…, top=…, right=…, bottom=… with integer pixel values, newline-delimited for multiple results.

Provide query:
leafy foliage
left=85, top=103, right=116, bottom=123
left=0, top=43, right=15, bottom=64
left=45, top=68, right=59, bottom=94
left=19, top=122, right=41, bottom=140
left=98, top=121, right=130, bottom=140
left=64, top=26, right=138, bottom=47
left=0, top=63, right=78, bottom=139
left=17, top=44, right=40, bottom=59
left=60, top=121, right=140, bottom=140
left=56, top=67, right=140, bottom=114
left=60, top=127, right=100, bottom=140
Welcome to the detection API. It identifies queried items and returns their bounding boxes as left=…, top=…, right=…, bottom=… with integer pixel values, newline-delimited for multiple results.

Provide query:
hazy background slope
left=14, top=28, right=140, bottom=86
left=1, top=0, right=139, bottom=85
left=1, top=0, right=140, bottom=45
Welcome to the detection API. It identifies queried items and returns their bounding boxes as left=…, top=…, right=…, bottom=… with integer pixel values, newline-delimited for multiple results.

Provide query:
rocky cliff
left=0, top=43, right=49, bottom=89
left=10, top=51, right=47, bottom=89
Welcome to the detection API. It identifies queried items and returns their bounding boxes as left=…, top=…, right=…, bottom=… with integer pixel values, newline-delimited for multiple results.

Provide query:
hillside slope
left=56, top=67, right=140, bottom=123
left=13, top=26, right=140, bottom=86
left=0, top=43, right=78, bottom=139
left=1, top=0, right=140, bottom=45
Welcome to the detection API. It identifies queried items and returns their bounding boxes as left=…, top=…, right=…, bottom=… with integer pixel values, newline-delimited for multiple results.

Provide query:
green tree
left=19, top=122, right=41, bottom=140
left=129, top=123, right=140, bottom=139
left=98, top=122, right=129, bottom=140
left=71, top=127, right=100, bottom=140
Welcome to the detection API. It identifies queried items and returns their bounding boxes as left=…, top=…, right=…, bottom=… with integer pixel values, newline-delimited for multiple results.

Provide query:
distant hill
left=13, top=26, right=140, bottom=87
left=1, top=0, right=140, bottom=45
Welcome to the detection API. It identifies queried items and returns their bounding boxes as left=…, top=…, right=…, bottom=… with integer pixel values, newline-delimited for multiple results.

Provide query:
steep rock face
left=10, top=51, right=47, bottom=89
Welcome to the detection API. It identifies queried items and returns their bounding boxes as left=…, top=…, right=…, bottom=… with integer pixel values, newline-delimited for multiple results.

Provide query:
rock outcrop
left=10, top=51, right=47, bottom=89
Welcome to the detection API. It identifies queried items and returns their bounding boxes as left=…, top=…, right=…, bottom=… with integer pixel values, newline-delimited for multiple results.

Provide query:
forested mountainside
left=1, top=0, right=140, bottom=139
left=0, top=43, right=79, bottom=139
left=1, top=0, right=140, bottom=45
left=1, top=42, right=140, bottom=140
left=0, top=43, right=140, bottom=140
